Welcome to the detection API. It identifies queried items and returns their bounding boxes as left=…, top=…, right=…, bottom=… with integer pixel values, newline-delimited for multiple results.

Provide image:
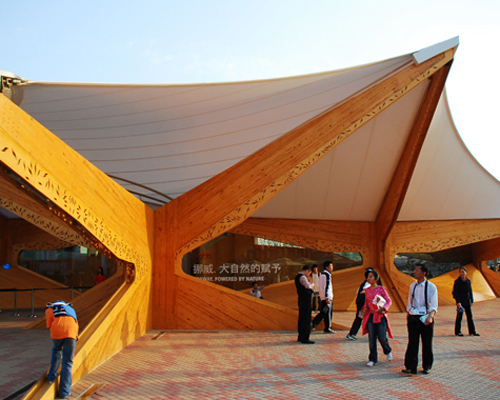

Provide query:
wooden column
left=374, top=63, right=452, bottom=309
left=153, top=49, right=457, bottom=328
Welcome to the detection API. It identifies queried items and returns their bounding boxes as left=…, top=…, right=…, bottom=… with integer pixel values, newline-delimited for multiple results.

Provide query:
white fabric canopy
left=13, top=55, right=411, bottom=201
left=7, top=38, right=499, bottom=222
left=399, top=93, right=500, bottom=220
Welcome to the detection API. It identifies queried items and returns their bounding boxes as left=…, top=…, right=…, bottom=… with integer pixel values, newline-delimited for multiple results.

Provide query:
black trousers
left=348, top=304, right=363, bottom=336
left=455, top=305, right=476, bottom=335
left=312, top=300, right=332, bottom=331
left=297, top=298, right=312, bottom=342
left=404, top=314, right=434, bottom=371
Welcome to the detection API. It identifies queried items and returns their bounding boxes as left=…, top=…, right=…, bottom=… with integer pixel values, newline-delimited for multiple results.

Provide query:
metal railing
left=0, top=286, right=92, bottom=317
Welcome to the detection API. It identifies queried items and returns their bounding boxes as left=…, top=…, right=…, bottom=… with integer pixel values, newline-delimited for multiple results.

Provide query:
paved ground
left=1, top=300, right=500, bottom=400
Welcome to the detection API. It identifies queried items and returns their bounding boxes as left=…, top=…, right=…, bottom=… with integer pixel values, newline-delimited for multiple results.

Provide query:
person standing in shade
left=46, top=301, right=79, bottom=399
left=250, top=282, right=265, bottom=299
left=359, top=270, right=393, bottom=367
left=453, top=266, right=480, bottom=337
left=295, top=265, right=315, bottom=344
left=311, top=265, right=321, bottom=313
left=402, top=264, right=438, bottom=375
left=312, top=261, right=335, bottom=334
left=346, top=268, right=372, bottom=340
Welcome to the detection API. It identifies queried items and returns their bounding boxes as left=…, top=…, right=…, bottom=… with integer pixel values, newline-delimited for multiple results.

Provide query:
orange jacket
left=46, top=308, right=79, bottom=340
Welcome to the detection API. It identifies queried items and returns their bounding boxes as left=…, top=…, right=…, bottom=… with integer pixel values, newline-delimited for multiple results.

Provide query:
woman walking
left=346, top=268, right=372, bottom=340
left=360, top=270, right=393, bottom=367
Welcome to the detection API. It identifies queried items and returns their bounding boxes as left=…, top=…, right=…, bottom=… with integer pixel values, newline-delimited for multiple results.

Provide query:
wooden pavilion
left=1, top=37, right=500, bottom=398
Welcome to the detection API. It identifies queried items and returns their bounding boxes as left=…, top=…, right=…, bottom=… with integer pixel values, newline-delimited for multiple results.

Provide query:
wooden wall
left=0, top=94, right=154, bottom=400
left=153, top=50, right=456, bottom=330
left=386, top=219, right=500, bottom=308
left=472, top=236, right=500, bottom=295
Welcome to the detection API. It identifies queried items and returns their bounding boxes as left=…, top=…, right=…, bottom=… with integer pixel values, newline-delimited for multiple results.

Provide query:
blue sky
left=3, top=0, right=500, bottom=180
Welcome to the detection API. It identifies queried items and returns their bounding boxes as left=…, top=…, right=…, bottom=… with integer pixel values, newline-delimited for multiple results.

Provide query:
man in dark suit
left=295, top=265, right=315, bottom=344
left=453, top=266, right=479, bottom=337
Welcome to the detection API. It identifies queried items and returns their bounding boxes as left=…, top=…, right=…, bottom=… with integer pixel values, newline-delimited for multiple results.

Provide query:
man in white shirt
left=250, top=282, right=265, bottom=299
left=402, top=264, right=438, bottom=375
left=311, top=261, right=335, bottom=334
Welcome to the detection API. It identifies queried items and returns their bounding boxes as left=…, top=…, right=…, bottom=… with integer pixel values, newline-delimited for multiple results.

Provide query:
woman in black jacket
left=346, top=268, right=378, bottom=340
left=452, top=267, right=480, bottom=337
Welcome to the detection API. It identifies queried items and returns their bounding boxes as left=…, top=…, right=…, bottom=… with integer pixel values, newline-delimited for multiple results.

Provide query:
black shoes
left=401, top=369, right=417, bottom=375
left=402, top=368, right=431, bottom=375
left=471, top=333, right=480, bottom=336
left=456, top=332, right=464, bottom=336
left=300, top=340, right=315, bottom=344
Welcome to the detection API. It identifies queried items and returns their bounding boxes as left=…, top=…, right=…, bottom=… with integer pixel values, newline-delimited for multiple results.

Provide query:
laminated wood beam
left=231, top=218, right=371, bottom=253
left=392, top=219, right=500, bottom=253
left=0, top=95, right=155, bottom=398
left=472, top=236, right=500, bottom=263
left=373, top=62, right=452, bottom=309
left=375, top=62, right=452, bottom=243
left=170, top=48, right=457, bottom=258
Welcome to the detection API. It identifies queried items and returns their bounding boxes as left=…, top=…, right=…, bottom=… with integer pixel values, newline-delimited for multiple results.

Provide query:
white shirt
left=407, top=279, right=438, bottom=315
left=319, top=270, right=333, bottom=301
left=311, top=272, right=320, bottom=294
left=299, top=273, right=314, bottom=290
left=250, top=286, right=264, bottom=298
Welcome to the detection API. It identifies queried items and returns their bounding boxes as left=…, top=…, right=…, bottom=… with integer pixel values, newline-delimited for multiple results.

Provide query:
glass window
left=19, top=246, right=117, bottom=289
left=183, top=233, right=363, bottom=290
left=394, top=245, right=472, bottom=278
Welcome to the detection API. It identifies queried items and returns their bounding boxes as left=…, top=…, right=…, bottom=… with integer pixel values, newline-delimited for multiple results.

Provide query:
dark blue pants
left=48, top=338, right=76, bottom=398
left=312, top=294, right=321, bottom=312
left=366, top=314, right=391, bottom=362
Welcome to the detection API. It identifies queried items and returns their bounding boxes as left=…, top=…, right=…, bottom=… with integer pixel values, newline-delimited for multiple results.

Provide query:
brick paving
left=1, top=300, right=500, bottom=399
left=0, top=309, right=51, bottom=399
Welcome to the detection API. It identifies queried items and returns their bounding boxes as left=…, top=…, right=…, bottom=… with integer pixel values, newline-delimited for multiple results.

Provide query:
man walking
left=402, top=264, right=438, bottom=375
left=46, top=300, right=79, bottom=399
left=453, top=266, right=480, bottom=337
left=312, top=261, right=335, bottom=334
left=295, top=265, right=315, bottom=344
left=311, top=265, right=321, bottom=313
